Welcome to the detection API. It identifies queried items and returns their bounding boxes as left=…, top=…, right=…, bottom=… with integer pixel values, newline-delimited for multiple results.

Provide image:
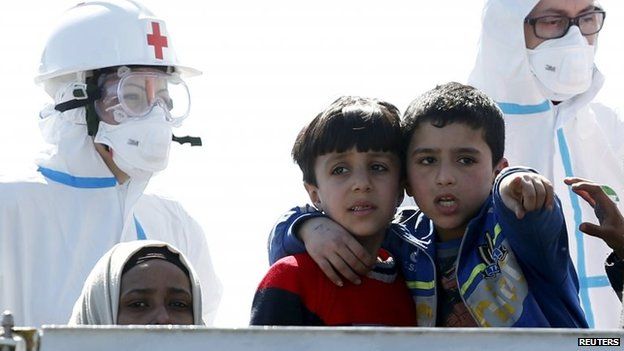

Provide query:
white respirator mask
left=94, top=105, right=173, bottom=180
left=527, top=26, right=595, bottom=101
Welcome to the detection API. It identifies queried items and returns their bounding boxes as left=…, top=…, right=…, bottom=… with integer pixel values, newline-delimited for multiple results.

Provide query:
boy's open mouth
left=435, top=194, right=457, bottom=208
left=349, top=201, right=376, bottom=213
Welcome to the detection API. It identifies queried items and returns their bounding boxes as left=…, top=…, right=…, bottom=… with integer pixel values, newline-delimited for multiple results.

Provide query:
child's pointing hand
left=500, top=172, right=554, bottom=219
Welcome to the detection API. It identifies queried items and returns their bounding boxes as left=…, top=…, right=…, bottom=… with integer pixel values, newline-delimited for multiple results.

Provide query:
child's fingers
left=519, top=176, right=536, bottom=212
left=574, top=182, right=622, bottom=225
left=505, top=176, right=523, bottom=200
left=515, top=207, right=526, bottom=219
left=510, top=176, right=523, bottom=193
left=566, top=176, right=598, bottom=207
left=544, top=178, right=555, bottom=210
left=501, top=176, right=525, bottom=219
left=564, top=176, right=590, bottom=186
left=571, top=187, right=595, bottom=208
left=344, top=237, right=376, bottom=270
left=340, top=247, right=373, bottom=276
left=578, top=222, right=606, bottom=240
left=530, top=177, right=546, bottom=211
left=327, top=254, right=362, bottom=285
left=572, top=182, right=613, bottom=211
left=509, top=195, right=526, bottom=219
left=572, top=181, right=607, bottom=200
left=316, top=257, right=345, bottom=287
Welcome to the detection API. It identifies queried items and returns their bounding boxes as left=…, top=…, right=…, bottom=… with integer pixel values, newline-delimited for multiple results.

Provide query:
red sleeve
left=250, top=255, right=324, bottom=325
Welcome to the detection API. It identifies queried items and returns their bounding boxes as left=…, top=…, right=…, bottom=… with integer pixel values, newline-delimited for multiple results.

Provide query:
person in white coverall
left=0, top=0, right=221, bottom=326
left=468, top=0, right=624, bottom=328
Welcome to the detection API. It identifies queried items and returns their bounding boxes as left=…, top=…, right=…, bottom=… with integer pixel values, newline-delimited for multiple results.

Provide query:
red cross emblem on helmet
left=147, top=21, right=168, bottom=60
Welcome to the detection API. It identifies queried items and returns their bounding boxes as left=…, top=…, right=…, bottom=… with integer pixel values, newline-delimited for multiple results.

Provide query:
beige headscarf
left=68, top=240, right=203, bottom=325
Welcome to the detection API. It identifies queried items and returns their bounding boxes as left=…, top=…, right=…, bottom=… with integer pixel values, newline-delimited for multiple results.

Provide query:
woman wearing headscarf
left=69, top=240, right=203, bottom=325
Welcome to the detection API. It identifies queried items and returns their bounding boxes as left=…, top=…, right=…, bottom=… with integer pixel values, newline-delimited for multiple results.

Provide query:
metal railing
left=2, top=311, right=623, bottom=351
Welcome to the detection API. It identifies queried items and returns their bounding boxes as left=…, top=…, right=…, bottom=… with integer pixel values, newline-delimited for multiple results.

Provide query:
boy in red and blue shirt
left=250, top=96, right=416, bottom=326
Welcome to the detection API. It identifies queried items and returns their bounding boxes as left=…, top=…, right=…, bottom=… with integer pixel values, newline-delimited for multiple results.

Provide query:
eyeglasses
left=524, top=10, right=606, bottom=40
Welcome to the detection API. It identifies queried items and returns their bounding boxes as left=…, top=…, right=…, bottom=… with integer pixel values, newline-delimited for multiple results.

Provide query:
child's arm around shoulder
left=269, top=205, right=322, bottom=264
left=269, top=205, right=374, bottom=287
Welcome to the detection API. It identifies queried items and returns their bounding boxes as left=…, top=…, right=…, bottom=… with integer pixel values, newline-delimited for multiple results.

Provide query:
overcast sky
left=1, top=0, right=623, bottom=326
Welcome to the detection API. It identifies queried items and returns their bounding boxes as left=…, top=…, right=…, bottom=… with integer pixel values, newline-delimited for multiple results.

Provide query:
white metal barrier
left=27, top=326, right=623, bottom=351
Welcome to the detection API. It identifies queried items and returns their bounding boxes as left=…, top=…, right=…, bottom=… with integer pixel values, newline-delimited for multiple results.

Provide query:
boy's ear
left=493, top=157, right=509, bottom=177
left=303, top=182, right=322, bottom=210
left=405, top=181, right=414, bottom=197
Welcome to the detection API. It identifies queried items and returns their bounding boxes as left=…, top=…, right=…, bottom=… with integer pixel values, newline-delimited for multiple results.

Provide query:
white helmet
left=35, top=0, right=200, bottom=84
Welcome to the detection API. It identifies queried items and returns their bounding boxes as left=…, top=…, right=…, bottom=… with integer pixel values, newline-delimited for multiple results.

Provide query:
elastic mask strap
left=172, top=134, right=202, bottom=146
left=53, top=74, right=102, bottom=136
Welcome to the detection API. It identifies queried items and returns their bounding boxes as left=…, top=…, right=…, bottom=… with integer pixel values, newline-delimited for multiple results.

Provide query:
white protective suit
left=69, top=240, right=204, bottom=325
left=0, top=102, right=222, bottom=327
left=469, top=0, right=624, bottom=328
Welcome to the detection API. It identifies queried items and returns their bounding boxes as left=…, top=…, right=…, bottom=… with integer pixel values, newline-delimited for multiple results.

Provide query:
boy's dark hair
left=402, top=82, right=505, bottom=166
left=293, top=96, right=402, bottom=186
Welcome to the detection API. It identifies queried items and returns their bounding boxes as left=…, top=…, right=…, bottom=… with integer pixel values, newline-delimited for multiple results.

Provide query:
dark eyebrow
left=168, top=287, right=192, bottom=296
left=579, top=5, right=600, bottom=13
left=323, top=153, right=346, bottom=164
left=410, top=147, right=482, bottom=157
left=366, top=151, right=394, bottom=158
left=453, top=147, right=481, bottom=155
left=121, top=288, right=156, bottom=296
left=121, top=287, right=192, bottom=297
left=535, top=5, right=597, bottom=17
left=410, top=147, right=438, bottom=156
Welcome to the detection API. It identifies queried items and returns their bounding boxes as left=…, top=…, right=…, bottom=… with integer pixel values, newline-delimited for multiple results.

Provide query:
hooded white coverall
left=469, top=0, right=624, bottom=328
left=0, top=106, right=222, bottom=327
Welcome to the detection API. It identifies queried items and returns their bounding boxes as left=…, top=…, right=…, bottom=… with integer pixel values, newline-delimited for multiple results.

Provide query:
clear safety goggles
left=95, top=66, right=190, bottom=126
